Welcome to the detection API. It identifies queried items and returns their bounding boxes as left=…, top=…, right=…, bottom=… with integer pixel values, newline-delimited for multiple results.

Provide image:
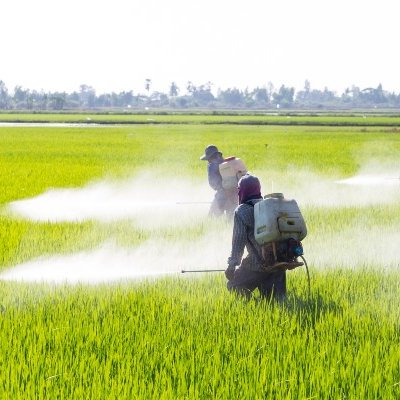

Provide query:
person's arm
left=227, top=211, right=247, bottom=268
left=208, top=163, right=223, bottom=191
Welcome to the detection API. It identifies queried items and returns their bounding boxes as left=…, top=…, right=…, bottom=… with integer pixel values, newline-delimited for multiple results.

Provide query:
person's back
left=225, top=174, right=287, bottom=300
left=228, top=199, right=264, bottom=272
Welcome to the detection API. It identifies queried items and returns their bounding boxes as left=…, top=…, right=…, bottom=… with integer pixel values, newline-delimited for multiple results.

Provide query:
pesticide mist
left=8, top=168, right=400, bottom=223
left=269, top=167, right=400, bottom=208
left=7, top=172, right=213, bottom=227
left=270, top=166, right=400, bottom=270
left=0, top=231, right=231, bottom=284
left=2, top=167, right=400, bottom=283
left=3, top=171, right=232, bottom=283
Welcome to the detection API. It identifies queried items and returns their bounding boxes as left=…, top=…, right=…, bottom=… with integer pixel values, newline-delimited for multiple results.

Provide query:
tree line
left=1, top=79, right=400, bottom=110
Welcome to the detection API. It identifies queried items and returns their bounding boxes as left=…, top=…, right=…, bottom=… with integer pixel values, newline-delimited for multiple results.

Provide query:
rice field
left=0, top=119, right=400, bottom=399
left=1, top=111, right=400, bottom=126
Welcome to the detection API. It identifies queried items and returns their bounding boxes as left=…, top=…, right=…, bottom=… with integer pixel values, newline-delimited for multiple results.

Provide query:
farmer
left=225, top=174, right=287, bottom=300
left=200, top=144, right=238, bottom=217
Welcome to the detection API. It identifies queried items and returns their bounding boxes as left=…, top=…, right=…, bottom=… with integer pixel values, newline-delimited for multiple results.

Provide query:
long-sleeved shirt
left=207, top=156, right=224, bottom=191
left=227, top=199, right=264, bottom=271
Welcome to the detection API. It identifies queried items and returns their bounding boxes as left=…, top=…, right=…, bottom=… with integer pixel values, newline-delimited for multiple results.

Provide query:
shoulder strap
left=241, top=201, right=267, bottom=266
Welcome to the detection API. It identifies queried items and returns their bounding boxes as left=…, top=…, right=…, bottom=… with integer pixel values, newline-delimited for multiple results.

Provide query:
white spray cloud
left=7, top=172, right=213, bottom=227
left=7, top=167, right=400, bottom=224
left=266, top=167, right=400, bottom=208
left=2, top=171, right=234, bottom=284
left=306, top=225, right=400, bottom=269
left=2, top=217, right=398, bottom=283
left=275, top=165, right=400, bottom=269
left=335, top=160, right=400, bottom=187
left=337, top=174, right=400, bottom=186
left=2, top=165, right=400, bottom=284
left=0, top=229, right=232, bottom=284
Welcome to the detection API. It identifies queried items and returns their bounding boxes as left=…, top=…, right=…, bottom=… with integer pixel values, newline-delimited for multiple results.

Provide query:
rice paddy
left=0, top=117, right=399, bottom=398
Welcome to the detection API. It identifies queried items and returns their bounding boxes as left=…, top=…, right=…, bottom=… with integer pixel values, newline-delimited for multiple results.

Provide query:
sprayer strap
left=239, top=201, right=268, bottom=269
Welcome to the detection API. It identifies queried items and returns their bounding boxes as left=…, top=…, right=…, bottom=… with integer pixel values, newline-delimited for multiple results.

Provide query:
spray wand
left=181, top=260, right=311, bottom=297
left=176, top=202, right=211, bottom=205
left=181, top=269, right=224, bottom=273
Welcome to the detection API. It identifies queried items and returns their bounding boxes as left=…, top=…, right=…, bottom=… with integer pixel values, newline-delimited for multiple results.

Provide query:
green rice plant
left=0, top=270, right=399, bottom=399
left=0, top=123, right=398, bottom=269
left=0, top=119, right=399, bottom=398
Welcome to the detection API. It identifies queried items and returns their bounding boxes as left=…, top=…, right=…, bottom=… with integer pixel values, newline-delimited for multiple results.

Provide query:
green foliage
left=1, top=123, right=399, bottom=269
left=0, top=119, right=400, bottom=398
left=0, top=272, right=400, bottom=399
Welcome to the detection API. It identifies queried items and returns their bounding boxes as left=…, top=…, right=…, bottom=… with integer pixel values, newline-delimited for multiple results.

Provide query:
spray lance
left=181, top=269, right=224, bottom=273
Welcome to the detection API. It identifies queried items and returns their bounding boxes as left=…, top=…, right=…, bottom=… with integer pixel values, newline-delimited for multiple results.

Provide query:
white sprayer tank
left=219, top=157, right=247, bottom=190
left=254, top=193, right=307, bottom=245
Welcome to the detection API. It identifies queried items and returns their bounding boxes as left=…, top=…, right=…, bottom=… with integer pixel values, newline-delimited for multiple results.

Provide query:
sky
left=1, top=0, right=399, bottom=95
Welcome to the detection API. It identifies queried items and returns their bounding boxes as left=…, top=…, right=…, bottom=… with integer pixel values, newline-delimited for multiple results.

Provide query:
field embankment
left=2, top=111, right=400, bottom=126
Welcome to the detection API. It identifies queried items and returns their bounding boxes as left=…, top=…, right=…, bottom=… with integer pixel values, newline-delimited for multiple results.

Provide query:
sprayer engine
left=278, top=238, right=304, bottom=261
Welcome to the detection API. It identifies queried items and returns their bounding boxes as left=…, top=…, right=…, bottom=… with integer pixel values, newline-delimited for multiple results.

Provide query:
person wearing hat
left=200, top=144, right=237, bottom=217
left=225, top=173, right=287, bottom=300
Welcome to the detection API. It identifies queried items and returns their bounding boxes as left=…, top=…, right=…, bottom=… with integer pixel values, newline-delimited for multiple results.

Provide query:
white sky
left=1, top=0, right=399, bottom=95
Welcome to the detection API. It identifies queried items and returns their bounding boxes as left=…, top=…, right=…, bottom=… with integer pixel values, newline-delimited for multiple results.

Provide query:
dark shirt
left=207, top=155, right=224, bottom=191
left=227, top=199, right=264, bottom=271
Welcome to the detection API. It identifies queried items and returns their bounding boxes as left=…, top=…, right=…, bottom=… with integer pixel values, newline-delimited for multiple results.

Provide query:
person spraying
left=200, top=144, right=247, bottom=217
left=225, top=174, right=307, bottom=300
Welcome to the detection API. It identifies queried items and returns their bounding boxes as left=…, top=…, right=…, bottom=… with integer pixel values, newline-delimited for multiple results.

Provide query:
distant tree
left=267, top=81, right=274, bottom=103
left=145, top=79, right=151, bottom=94
left=272, top=85, right=295, bottom=108
left=375, top=84, right=385, bottom=103
left=192, top=82, right=214, bottom=105
left=243, top=87, right=255, bottom=107
left=176, top=96, right=189, bottom=108
left=79, top=84, right=96, bottom=108
left=97, top=93, right=111, bottom=107
left=341, top=87, right=352, bottom=104
left=361, top=84, right=386, bottom=104
left=150, top=91, right=169, bottom=107
left=341, top=85, right=362, bottom=107
left=304, top=79, right=311, bottom=94
left=351, top=85, right=361, bottom=101
left=296, top=83, right=337, bottom=108
left=186, top=81, right=196, bottom=95
left=119, top=90, right=134, bottom=107
left=13, top=85, right=30, bottom=107
left=252, top=87, right=269, bottom=106
left=0, top=80, right=10, bottom=109
left=219, top=88, right=245, bottom=106
left=50, top=92, right=66, bottom=110
left=169, top=82, right=179, bottom=97
left=37, top=91, right=48, bottom=110
left=66, top=91, right=81, bottom=108
left=386, top=91, right=400, bottom=107
left=296, top=80, right=311, bottom=104
left=2, top=79, right=399, bottom=110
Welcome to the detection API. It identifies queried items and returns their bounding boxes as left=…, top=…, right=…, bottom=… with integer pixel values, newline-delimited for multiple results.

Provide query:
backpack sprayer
left=253, top=192, right=310, bottom=294
left=182, top=192, right=310, bottom=295
left=218, top=156, right=247, bottom=190
left=177, top=156, right=247, bottom=206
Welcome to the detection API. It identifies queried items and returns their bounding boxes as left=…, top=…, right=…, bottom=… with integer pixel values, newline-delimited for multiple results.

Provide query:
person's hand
left=225, top=266, right=236, bottom=281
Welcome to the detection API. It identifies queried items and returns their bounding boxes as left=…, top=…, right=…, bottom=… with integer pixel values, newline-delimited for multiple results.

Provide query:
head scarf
left=238, top=174, right=262, bottom=204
